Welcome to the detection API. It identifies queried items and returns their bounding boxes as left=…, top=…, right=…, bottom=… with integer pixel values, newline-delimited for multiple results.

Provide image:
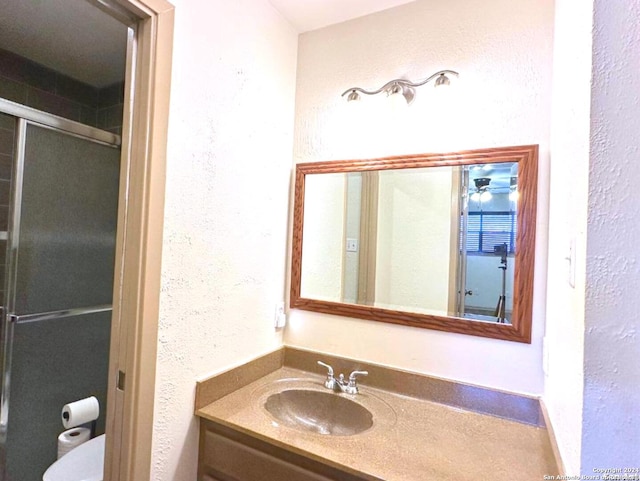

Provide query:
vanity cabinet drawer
left=201, top=430, right=332, bottom=481
left=198, top=419, right=376, bottom=481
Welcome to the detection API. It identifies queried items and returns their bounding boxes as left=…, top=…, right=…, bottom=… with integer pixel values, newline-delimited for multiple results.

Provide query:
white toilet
left=43, top=434, right=105, bottom=481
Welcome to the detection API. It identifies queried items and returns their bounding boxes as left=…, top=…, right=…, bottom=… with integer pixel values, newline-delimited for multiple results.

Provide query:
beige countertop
left=196, top=366, right=556, bottom=481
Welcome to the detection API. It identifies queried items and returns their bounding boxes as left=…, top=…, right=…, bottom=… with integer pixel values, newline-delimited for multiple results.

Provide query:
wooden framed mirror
left=290, top=145, right=538, bottom=343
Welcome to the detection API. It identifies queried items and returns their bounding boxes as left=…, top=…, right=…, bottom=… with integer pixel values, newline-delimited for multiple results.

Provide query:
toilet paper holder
left=61, top=396, right=100, bottom=438
left=62, top=410, right=96, bottom=438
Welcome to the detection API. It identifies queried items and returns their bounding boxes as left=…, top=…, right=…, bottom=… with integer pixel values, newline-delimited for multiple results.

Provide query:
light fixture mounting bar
left=340, top=69, right=459, bottom=98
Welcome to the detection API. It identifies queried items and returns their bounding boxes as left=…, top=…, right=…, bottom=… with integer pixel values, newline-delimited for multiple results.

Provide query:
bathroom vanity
left=195, top=348, right=557, bottom=481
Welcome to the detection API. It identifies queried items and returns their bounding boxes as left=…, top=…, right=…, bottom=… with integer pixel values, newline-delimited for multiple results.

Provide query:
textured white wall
left=547, top=0, right=640, bottom=472
left=300, top=173, right=345, bottom=300
left=287, top=0, right=554, bottom=395
left=375, top=168, right=452, bottom=314
left=545, top=0, right=592, bottom=473
left=582, top=0, right=640, bottom=469
left=343, top=174, right=362, bottom=303
left=152, top=1, right=298, bottom=480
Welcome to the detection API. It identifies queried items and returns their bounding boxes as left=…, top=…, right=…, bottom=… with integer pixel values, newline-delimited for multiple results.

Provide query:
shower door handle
left=7, top=305, right=112, bottom=324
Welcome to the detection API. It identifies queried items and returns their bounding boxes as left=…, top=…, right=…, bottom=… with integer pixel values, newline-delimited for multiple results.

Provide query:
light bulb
left=480, top=191, right=492, bottom=202
left=388, top=92, right=406, bottom=111
left=509, top=190, right=519, bottom=202
left=346, top=90, right=360, bottom=102
left=434, top=73, right=451, bottom=88
left=471, top=192, right=481, bottom=202
left=387, top=84, right=409, bottom=111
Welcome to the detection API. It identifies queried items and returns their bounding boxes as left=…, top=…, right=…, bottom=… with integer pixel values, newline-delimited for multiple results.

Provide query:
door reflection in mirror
left=459, top=162, right=517, bottom=323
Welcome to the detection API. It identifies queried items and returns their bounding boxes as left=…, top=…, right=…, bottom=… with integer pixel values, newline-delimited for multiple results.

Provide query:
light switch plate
left=274, top=301, right=286, bottom=329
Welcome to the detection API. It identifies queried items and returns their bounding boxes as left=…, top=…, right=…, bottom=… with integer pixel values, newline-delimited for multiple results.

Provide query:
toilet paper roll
left=57, top=427, right=91, bottom=459
left=61, top=396, right=99, bottom=429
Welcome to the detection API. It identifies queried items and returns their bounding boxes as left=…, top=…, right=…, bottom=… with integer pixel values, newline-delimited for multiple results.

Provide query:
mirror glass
left=300, top=163, right=518, bottom=324
left=291, top=146, right=538, bottom=343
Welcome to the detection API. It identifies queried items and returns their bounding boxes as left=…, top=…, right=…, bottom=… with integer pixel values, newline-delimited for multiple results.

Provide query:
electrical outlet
left=274, top=301, right=286, bottom=329
left=346, top=238, right=358, bottom=252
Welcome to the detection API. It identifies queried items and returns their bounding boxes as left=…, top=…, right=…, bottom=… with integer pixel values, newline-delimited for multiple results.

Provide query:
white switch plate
left=346, top=238, right=358, bottom=252
left=274, top=301, right=286, bottom=329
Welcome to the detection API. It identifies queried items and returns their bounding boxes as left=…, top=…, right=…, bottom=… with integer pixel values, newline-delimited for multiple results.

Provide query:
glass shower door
left=1, top=120, right=120, bottom=481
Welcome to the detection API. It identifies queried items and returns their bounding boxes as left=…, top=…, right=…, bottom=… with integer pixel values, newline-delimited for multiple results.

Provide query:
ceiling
left=0, top=0, right=128, bottom=88
left=269, top=0, right=417, bottom=32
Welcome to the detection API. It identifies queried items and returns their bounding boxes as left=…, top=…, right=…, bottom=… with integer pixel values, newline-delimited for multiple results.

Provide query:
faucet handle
left=317, top=361, right=336, bottom=389
left=317, top=361, right=334, bottom=376
left=348, top=370, right=368, bottom=386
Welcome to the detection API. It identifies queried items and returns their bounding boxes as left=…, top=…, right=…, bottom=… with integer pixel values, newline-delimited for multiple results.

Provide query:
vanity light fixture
left=341, top=70, right=459, bottom=105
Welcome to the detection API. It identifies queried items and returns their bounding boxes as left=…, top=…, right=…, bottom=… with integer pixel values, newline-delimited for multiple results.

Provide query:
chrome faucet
left=317, top=361, right=368, bottom=395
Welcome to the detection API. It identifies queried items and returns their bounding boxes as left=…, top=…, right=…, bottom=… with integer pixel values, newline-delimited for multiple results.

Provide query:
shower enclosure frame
left=0, top=105, right=121, bottom=412
left=0, top=102, right=121, bottom=480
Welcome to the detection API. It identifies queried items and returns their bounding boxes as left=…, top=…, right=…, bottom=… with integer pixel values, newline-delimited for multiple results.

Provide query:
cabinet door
left=202, top=430, right=334, bottom=481
left=199, top=419, right=377, bottom=481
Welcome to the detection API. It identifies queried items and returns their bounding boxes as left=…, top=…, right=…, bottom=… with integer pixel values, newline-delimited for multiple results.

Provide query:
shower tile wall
left=97, top=82, right=125, bottom=135
left=0, top=112, right=13, bottom=305
left=0, top=48, right=124, bottom=131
